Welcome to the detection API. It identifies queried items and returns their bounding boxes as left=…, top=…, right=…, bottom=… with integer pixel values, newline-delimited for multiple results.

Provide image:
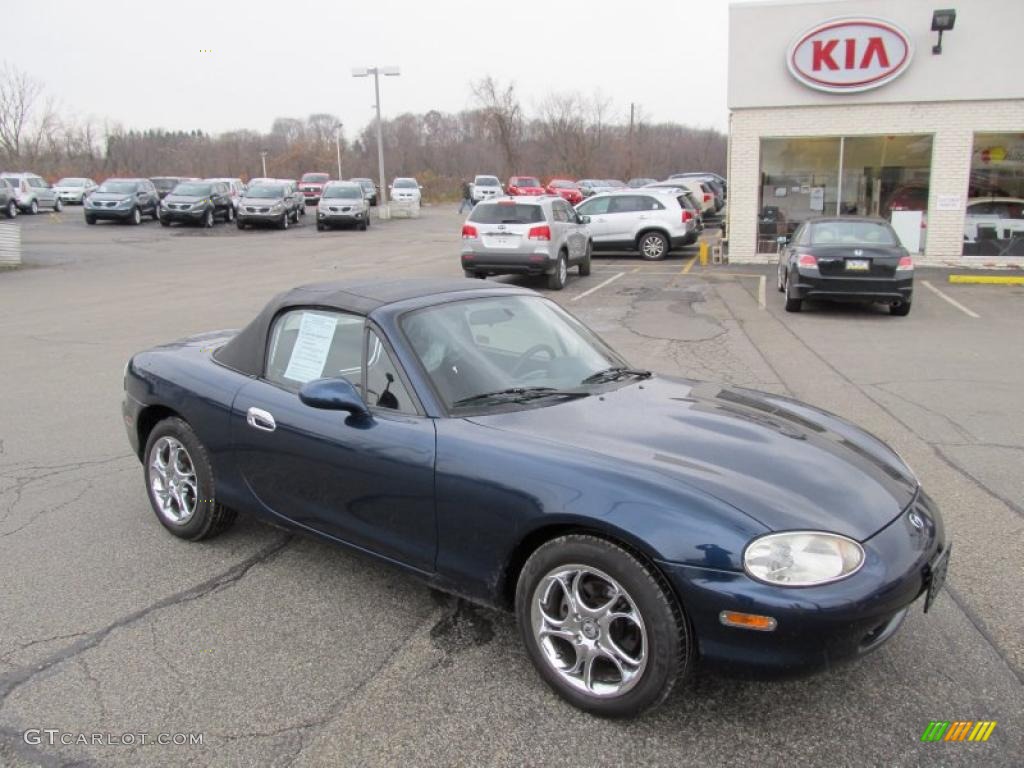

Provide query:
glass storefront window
left=759, top=135, right=933, bottom=254
left=964, top=133, right=1024, bottom=256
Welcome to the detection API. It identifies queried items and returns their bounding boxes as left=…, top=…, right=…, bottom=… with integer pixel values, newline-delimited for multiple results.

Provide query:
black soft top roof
left=214, top=278, right=525, bottom=376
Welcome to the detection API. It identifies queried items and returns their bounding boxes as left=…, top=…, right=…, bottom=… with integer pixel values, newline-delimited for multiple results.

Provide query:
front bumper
left=318, top=209, right=365, bottom=225
left=239, top=212, right=287, bottom=226
left=57, top=191, right=85, bottom=202
left=160, top=207, right=207, bottom=223
left=792, top=269, right=914, bottom=303
left=85, top=206, right=136, bottom=220
left=660, top=490, right=946, bottom=677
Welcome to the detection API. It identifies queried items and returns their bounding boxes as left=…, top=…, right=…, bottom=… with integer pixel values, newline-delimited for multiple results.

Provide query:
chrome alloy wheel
left=148, top=436, right=198, bottom=524
left=640, top=235, right=665, bottom=259
left=531, top=565, right=647, bottom=697
left=558, top=257, right=568, bottom=285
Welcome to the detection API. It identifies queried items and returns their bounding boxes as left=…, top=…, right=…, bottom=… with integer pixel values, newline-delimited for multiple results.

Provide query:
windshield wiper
left=452, top=387, right=590, bottom=407
left=580, top=366, right=653, bottom=385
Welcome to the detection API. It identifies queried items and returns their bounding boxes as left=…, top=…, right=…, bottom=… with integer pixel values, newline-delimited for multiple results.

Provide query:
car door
left=554, top=200, right=585, bottom=260
left=576, top=195, right=615, bottom=246
left=213, top=183, right=229, bottom=217
left=230, top=309, right=437, bottom=571
left=30, top=177, right=57, bottom=206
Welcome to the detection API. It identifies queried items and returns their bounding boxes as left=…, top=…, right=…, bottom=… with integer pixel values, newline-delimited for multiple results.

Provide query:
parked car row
left=460, top=186, right=703, bottom=290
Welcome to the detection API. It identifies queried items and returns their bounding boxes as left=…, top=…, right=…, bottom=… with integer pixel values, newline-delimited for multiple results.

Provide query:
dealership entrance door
left=759, top=135, right=933, bottom=253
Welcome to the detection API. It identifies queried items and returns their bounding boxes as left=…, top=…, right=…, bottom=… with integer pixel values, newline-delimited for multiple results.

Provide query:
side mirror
left=299, top=377, right=370, bottom=418
left=580, top=215, right=591, bottom=224
left=776, top=235, right=789, bottom=245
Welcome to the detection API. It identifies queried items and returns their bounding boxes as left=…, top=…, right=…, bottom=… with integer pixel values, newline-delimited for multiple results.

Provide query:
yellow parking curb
left=948, top=274, right=1024, bottom=285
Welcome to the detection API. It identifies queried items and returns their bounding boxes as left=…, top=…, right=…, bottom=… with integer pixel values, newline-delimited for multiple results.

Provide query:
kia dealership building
left=727, top=0, right=1024, bottom=264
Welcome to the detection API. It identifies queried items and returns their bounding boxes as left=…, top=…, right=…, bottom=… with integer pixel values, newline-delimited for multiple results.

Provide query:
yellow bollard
left=699, top=241, right=709, bottom=266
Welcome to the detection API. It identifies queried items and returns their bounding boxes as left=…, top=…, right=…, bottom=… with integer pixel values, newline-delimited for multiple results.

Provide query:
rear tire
left=29, top=199, right=39, bottom=215
left=225, top=206, right=235, bottom=223
left=143, top=417, right=237, bottom=541
left=638, top=231, right=668, bottom=261
left=4, top=200, right=16, bottom=218
left=890, top=300, right=912, bottom=316
left=784, top=272, right=802, bottom=313
left=579, top=241, right=592, bottom=276
left=150, top=205, right=159, bottom=221
left=464, top=270, right=485, bottom=279
left=547, top=252, right=568, bottom=291
left=516, top=535, right=691, bottom=718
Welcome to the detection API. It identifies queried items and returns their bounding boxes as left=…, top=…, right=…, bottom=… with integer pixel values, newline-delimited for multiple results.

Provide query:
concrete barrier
left=0, top=222, right=21, bottom=267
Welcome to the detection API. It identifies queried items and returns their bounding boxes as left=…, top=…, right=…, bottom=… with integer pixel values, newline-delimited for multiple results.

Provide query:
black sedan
left=158, top=180, right=235, bottom=227
left=778, top=217, right=914, bottom=315
left=122, top=279, right=948, bottom=717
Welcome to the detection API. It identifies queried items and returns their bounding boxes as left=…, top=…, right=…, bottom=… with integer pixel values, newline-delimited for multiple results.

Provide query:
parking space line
left=949, top=274, right=1024, bottom=285
left=571, top=272, right=625, bottom=302
left=679, top=256, right=697, bottom=275
left=922, top=280, right=980, bottom=318
left=758, top=276, right=766, bottom=309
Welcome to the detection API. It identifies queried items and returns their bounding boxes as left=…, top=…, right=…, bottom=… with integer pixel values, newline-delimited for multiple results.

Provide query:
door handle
left=246, top=407, right=276, bottom=432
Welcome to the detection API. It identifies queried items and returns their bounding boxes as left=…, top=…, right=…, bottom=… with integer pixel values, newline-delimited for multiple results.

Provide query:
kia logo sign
left=788, top=17, right=913, bottom=93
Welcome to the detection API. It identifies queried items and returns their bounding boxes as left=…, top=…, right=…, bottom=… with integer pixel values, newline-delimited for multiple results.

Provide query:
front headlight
left=270, top=202, right=284, bottom=212
left=743, top=531, right=864, bottom=586
left=117, top=198, right=132, bottom=207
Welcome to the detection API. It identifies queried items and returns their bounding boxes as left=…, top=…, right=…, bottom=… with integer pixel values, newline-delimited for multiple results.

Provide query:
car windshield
left=514, top=178, right=540, bottom=187
left=57, top=178, right=87, bottom=187
left=322, top=186, right=362, bottom=199
left=402, top=295, right=623, bottom=410
left=173, top=183, right=211, bottom=196
left=301, top=173, right=329, bottom=183
left=393, top=179, right=417, bottom=188
left=98, top=181, right=138, bottom=194
left=809, top=221, right=898, bottom=246
left=550, top=180, right=575, bottom=189
left=475, top=176, right=499, bottom=186
left=246, top=185, right=285, bottom=198
left=469, top=203, right=544, bottom=224
left=356, top=180, right=374, bottom=189
left=152, top=179, right=179, bottom=190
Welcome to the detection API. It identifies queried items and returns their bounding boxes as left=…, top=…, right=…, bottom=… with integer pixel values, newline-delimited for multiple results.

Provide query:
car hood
left=320, top=198, right=364, bottom=207
left=240, top=196, right=284, bottom=205
left=89, top=193, right=133, bottom=203
left=164, top=194, right=207, bottom=204
left=466, top=377, right=918, bottom=540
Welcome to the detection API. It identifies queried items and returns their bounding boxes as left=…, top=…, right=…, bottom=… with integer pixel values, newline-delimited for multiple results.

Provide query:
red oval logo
left=788, top=17, right=913, bottom=93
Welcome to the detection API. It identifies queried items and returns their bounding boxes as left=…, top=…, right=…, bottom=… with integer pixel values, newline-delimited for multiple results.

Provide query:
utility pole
left=259, top=150, right=268, bottom=178
left=352, top=65, right=400, bottom=218
left=627, top=103, right=635, bottom=181
left=335, top=123, right=344, bottom=180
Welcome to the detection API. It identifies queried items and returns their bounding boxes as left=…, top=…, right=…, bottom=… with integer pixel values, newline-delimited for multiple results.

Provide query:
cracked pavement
left=0, top=207, right=1021, bottom=766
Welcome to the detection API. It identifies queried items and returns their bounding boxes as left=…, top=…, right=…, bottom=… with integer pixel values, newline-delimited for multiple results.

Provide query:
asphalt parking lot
left=1, top=204, right=1022, bottom=767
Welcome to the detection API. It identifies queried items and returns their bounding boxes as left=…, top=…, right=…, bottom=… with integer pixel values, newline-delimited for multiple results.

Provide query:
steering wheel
left=511, top=344, right=557, bottom=379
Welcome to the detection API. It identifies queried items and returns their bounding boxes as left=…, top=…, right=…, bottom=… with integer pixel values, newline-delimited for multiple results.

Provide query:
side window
left=608, top=196, right=642, bottom=214
left=795, top=225, right=810, bottom=246
left=365, top=330, right=415, bottom=412
left=30, top=177, right=45, bottom=188
left=550, top=204, right=567, bottom=223
left=265, top=309, right=364, bottom=391
left=641, top=196, right=664, bottom=211
left=577, top=196, right=610, bottom=215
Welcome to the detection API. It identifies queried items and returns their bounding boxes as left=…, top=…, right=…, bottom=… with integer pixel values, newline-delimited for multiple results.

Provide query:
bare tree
left=0, top=63, right=44, bottom=160
left=471, top=77, right=523, bottom=176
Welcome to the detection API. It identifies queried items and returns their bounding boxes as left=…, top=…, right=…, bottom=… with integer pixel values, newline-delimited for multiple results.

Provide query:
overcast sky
left=6, top=0, right=745, bottom=139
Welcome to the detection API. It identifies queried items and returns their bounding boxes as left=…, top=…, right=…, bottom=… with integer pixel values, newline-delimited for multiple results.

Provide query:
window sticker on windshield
left=284, top=313, right=338, bottom=383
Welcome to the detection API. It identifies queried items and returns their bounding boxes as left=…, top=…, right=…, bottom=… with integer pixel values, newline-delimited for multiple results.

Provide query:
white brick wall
left=726, top=99, right=1024, bottom=264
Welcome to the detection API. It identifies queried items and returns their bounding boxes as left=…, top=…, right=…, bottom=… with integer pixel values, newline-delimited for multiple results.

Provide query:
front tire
left=236, top=219, right=246, bottom=230
left=516, top=535, right=691, bottom=718
left=547, top=252, right=568, bottom=291
left=53, top=199, right=63, bottom=213
left=85, top=215, right=96, bottom=225
left=143, top=417, right=237, bottom=541
left=638, top=231, right=668, bottom=261
left=29, top=199, right=39, bottom=215
left=203, top=209, right=215, bottom=228
left=4, top=200, right=15, bottom=219
left=279, top=213, right=289, bottom=230
left=131, top=207, right=142, bottom=225
left=890, top=300, right=912, bottom=316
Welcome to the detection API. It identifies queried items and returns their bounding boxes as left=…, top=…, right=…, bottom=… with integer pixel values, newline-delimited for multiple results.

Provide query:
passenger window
left=365, top=330, right=415, bottom=412
left=577, top=197, right=610, bottom=215
left=551, top=204, right=567, bottom=223
left=266, top=309, right=364, bottom=391
left=608, top=196, right=642, bottom=214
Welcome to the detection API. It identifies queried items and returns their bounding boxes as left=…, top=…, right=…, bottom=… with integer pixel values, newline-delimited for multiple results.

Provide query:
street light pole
left=260, top=150, right=268, bottom=178
left=335, top=123, right=343, bottom=180
left=352, top=65, right=400, bottom=218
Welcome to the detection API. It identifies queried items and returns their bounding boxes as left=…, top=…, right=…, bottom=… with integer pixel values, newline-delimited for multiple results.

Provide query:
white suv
left=471, top=175, right=503, bottom=202
left=1, top=173, right=62, bottom=214
left=575, top=189, right=698, bottom=259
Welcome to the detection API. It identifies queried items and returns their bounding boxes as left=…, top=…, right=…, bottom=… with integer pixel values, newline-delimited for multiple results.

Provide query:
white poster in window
left=284, top=313, right=337, bottom=383
left=809, top=187, right=825, bottom=212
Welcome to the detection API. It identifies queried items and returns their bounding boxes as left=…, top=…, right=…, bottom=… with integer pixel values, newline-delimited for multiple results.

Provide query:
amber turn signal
left=719, top=611, right=778, bottom=631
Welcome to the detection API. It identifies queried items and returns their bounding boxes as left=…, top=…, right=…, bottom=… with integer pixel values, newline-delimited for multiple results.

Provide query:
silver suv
left=461, top=196, right=592, bottom=290
left=1, top=173, right=61, bottom=214
left=575, top=189, right=698, bottom=260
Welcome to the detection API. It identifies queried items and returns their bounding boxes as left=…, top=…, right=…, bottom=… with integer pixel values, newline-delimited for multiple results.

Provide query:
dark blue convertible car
left=123, top=278, right=949, bottom=717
